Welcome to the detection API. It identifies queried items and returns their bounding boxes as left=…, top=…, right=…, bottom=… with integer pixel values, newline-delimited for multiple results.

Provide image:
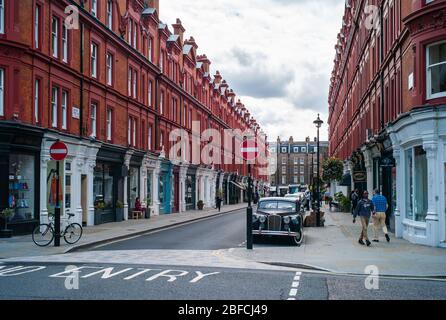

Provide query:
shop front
left=94, top=145, right=126, bottom=225
left=159, top=160, right=173, bottom=214
left=388, top=106, right=446, bottom=247
left=127, top=151, right=144, bottom=217
left=0, top=123, right=43, bottom=235
left=185, top=166, right=197, bottom=211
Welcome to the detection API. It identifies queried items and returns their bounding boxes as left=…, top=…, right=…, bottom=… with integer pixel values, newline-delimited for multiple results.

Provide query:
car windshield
left=258, top=201, right=296, bottom=212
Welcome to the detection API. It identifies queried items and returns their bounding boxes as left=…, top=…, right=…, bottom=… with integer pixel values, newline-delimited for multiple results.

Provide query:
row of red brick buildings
left=0, top=0, right=268, bottom=234
left=328, top=0, right=446, bottom=247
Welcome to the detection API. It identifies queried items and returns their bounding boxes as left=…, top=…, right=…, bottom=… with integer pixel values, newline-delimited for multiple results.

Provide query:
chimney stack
left=148, top=0, right=159, bottom=14
left=172, top=18, right=185, bottom=43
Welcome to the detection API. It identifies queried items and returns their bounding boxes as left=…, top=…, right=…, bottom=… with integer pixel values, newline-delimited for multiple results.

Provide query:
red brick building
left=0, top=0, right=268, bottom=234
left=328, top=0, right=446, bottom=247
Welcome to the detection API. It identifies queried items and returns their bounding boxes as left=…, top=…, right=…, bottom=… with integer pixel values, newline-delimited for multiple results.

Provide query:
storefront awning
left=339, top=173, right=352, bottom=187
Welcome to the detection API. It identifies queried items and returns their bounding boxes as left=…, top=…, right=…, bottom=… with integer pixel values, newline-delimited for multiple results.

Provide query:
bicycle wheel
left=32, top=224, right=54, bottom=247
left=64, top=223, right=83, bottom=244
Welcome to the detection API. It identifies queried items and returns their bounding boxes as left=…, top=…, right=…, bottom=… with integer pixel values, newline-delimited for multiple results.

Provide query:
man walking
left=371, top=189, right=390, bottom=243
left=353, top=191, right=374, bottom=247
left=350, top=189, right=359, bottom=216
left=216, top=195, right=222, bottom=212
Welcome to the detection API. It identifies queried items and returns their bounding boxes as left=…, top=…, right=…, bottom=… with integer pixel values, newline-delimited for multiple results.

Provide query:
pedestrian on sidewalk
left=216, top=196, right=222, bottom=212
left=350, top=189, right=359, bottom=216
left=353, top=190, right=374, bottom=247
left=371, top=189, right=390, bottom=243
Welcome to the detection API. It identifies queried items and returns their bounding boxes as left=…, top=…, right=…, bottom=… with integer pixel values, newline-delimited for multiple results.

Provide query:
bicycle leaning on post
left=32, top=213, right=83, bottom=247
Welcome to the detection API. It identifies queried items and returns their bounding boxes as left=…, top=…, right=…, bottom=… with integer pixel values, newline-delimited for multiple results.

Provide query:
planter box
left=145, top=208, right=151, bottom=219
left=116, top=208, right=124, bottom=222
left=0, top=229, right=13, bottom=238
left=94, top=210, right=102, bottom=225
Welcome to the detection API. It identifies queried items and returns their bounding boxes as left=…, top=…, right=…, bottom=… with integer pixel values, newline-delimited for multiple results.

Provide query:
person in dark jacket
left=350, top=189, right=359, bottom=216
left=216, top=196, right=222, bottom=212
left=353, top=191, right=375, bottom=247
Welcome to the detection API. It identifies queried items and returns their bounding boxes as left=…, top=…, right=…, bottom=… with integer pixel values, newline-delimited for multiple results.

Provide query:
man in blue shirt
left=371, top=189, right=390, bottom=243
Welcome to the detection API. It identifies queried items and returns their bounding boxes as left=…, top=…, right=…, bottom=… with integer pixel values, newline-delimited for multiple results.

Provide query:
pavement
left=0, top=203, right=246, bottom=260
left=223, top=205, right=446, bottom=277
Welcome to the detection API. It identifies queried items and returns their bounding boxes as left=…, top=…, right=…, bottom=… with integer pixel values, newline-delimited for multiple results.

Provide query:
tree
left=322, top=157, right=344, bottom=183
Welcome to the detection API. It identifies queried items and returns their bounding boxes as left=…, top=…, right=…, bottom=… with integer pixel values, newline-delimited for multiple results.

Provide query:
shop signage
left=241, top=139, right=259, bottom=161
left=50, top=141, right=68, bottom=161
left=380, top=156, right=395, bottom=167
left=353, top=171, right=367, bottom=182
left=72, top=107, right=80, bottom=119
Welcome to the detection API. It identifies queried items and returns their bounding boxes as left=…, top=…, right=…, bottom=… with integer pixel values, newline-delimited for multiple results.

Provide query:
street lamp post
left=313, top=114, right=324, bottom=227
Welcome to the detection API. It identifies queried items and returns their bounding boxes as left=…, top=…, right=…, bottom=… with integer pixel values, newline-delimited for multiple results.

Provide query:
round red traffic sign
left=50, top=141, right=68, bottom=161
left=241, top=139, right=259, bottom=161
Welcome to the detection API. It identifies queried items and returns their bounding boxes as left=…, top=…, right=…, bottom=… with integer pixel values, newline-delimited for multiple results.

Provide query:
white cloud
left=160, top=0, right=345, bottom=141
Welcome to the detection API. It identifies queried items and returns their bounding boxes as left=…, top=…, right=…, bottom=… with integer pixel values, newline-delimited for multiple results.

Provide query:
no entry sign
left=241, top=139, right=259, bottom=161
left=50, top=141, right=68, bottom=161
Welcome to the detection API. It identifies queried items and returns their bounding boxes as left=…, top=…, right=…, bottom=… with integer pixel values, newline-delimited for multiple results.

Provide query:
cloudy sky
left=161, top=0, right=345, bottom=141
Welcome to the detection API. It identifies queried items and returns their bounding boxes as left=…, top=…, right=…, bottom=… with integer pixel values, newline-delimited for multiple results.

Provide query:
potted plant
left=94, top=201, right=106, bottom=225
left=197, top=200, right=204, bottom=210
left=115, top=200, right=124, bottom=222
left=0, top=208, right=15, bottom=238
left=144, top=197, right=151, bottom=219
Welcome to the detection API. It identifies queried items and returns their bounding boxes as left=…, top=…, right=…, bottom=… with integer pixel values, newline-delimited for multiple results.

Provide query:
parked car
left=252, top=197, right=304, bottom=246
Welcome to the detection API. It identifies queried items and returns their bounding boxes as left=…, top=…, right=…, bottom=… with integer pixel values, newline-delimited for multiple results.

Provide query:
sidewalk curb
left=64, top=206, right=245, bottom=254
left=260, top=261, right=446, bottom=279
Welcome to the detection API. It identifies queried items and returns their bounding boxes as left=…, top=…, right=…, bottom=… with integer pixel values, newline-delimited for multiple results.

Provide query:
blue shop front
left=159, top=159, right=173, bottom=214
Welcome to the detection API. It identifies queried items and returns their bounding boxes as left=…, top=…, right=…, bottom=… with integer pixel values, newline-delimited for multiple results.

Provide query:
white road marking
left=145, top=269, right=189, bottom=282
left=81, top=267, right=134, bottom=279
left=287, top=271, right=303, bottom=300
left=123, top=268, right=159, bottom=280
left=0, top=266, right=46, bottom=276
left=190, top=271, right=220, bottom=283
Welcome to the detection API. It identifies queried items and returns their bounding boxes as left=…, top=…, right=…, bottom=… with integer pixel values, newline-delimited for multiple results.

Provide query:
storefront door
left=186, top=175, right=196, bottom=210
left=172, top=171, right=179, bottom=213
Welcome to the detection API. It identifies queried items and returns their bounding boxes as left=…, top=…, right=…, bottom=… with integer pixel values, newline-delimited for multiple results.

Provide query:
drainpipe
left=380, top=2, right=385, bottom=131
left=80, top=21, right=85, bottom=137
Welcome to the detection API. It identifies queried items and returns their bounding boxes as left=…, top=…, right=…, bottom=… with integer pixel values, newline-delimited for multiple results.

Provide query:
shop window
left=405, top=146, right=428, bottom=222
left=65, top=164, right=71, bottom=211
left=8, top=154, right=36, bottom=221
left=146, top=171, right=152, bottom=206
left=93, top=163, right=114, bottom=210
left=128, top=167, right=139, bottom=209
left=427, top=41, right=446, bottom=99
